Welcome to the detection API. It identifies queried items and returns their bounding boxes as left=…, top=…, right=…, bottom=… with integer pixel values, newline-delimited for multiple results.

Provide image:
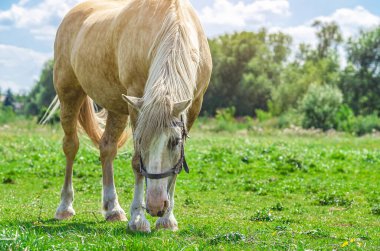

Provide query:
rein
left=138, top=116, right=189, bottom=180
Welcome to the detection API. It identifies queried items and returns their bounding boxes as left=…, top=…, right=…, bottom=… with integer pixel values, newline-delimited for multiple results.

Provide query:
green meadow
left=0, top=121, right=379, bottom=250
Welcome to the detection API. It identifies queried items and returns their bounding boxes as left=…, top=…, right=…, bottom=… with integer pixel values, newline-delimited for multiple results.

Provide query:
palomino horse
left=46, top=0, right=211, bottom=232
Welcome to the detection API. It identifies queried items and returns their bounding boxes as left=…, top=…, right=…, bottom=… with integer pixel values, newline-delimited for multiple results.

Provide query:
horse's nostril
left=164, top=200, right=169, bottom=209
left=157, top=210, right=164, bottom=217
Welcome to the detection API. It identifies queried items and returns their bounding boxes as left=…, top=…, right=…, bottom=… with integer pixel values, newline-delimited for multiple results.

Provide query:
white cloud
left=0, top=0, right=81, bottom=41
left=200, top=0, right=290, bottom=35
left=30, top=25, right=57, bottom=41
left=316, top=6, right=380, bottom=39
left=273, top=6, right=380, bottom=48
left=0, top=44, right=51, bottom=92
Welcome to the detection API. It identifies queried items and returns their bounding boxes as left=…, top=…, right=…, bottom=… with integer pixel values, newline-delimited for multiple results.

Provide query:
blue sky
left=0, top=0, right=379, bottom=93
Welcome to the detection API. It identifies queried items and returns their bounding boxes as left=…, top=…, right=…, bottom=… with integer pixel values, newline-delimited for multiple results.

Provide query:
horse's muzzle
left=146, top=198, right=169, bottom=217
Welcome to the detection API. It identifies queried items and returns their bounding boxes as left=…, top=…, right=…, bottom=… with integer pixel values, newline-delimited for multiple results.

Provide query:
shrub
left=255, top=109, right=272, bottom=122
left=277, top=109, right=303, bottom=128
left=213, top=107, right=253, bottom=132
left=352, top=114, right=380, bottom=136
left=335, top=104, right=355, bottom=132
left=0, top=106, right=16, bottom=125
left=300, top=84, right=343, bottom=130
left=213, top=107, right=237, bottom=132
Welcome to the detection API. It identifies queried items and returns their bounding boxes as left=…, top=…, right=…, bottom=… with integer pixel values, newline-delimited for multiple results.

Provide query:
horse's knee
left=132, top=153, right=141, bottom=174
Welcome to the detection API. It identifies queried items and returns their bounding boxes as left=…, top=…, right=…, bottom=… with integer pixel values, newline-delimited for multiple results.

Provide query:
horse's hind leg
left=55, top=80, right=86, bottom=220
left=100, top=111, right=128, bottom=221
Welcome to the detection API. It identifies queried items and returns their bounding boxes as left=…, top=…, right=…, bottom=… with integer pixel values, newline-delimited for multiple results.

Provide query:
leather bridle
left=138, top=116, right=189, bottom=180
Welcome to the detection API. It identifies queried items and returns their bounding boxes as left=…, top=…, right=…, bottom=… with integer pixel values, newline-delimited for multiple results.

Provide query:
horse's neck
left=142, top=0, right=198, bottom=104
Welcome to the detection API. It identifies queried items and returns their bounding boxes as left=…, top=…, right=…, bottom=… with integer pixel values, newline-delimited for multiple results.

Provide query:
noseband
left=138, top=117, right=189, bottom=180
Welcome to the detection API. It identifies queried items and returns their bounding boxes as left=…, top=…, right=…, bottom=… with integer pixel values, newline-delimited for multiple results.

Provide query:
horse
left=44, top=0, right=212, bottom=232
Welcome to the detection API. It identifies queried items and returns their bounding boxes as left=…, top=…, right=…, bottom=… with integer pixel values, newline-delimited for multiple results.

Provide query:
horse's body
left=51, top=0, right=211, bottom=232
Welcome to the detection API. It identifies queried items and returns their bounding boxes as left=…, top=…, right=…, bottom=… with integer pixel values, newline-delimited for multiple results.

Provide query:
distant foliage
left=11, top=22, right=380, bottom=134
left=340, top=27, right=380, bottom=115
left=0, top=89, right=16, bottom=124
left=212, top=107, right=253, bottom=132
left=255, top=109, right=272, bottom=122
left=204, top=30, right=291, bottom=116
left=300, top=84, right=343, bottom=131
left=352, top=114, right=380, bottom=136
left=0, top=106, right=16, bottom=124
left=3, top=89, right=15, bottom=110
left=334, top=104, right=356, bottom=132
left=25, top=60, right=56, bottom=117
left=213, top=107, right=237, bottom=132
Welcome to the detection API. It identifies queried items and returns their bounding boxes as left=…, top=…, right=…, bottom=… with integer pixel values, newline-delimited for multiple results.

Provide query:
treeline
left=1, top=21, right=380, bottom=134
left=204, top=22, right=380, bottom=134
left=0, top=60, right=56, bottom=123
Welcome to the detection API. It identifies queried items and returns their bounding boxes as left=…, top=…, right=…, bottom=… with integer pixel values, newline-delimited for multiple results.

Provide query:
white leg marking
left=55, top=186, right=75, bottom=220
left=156, top=179, right=178, bottom=231
left=129, top=176, right=150, bottom=232
left=103, top=185, right=127, bottom=221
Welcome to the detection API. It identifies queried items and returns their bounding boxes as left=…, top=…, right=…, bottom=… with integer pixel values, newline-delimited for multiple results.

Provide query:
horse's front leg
left=155, top=177, right=178, bottom=231
left=100, top=112, right=128, bottom=221
left=129, top=154, right=151, bottom=232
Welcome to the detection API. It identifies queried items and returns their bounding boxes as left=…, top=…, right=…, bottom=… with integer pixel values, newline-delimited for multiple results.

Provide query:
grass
left=0, top=121, right=380, bottom=250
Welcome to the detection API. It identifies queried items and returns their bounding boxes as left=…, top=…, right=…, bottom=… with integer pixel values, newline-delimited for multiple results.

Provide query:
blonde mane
left=135, top=0, right=199, bottom=151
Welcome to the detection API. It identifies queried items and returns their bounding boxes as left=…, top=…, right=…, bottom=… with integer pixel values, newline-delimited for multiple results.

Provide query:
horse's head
left=123, top=94, right=191, bottom=217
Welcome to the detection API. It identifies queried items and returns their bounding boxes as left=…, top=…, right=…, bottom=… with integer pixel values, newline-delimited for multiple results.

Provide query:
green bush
left=0, top=106, right=16, bottom=125
left=332, top=105, right=380, bottom=135
left=352, top=114, right=380, bottom=136
left=300, top=84, right=343, bottom=130
left=334, top=104, right=356, bottom=132
left=213, top=107, right=237, bottom=132
left=211, top=107, right=254, bottom=132
left=277, top=109, right=303, bottom=128
left=255, top=109, right=272, bottom=122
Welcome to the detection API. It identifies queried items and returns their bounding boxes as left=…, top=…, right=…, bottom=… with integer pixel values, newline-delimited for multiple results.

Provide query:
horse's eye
left=169, top=138, right=181, bottom=148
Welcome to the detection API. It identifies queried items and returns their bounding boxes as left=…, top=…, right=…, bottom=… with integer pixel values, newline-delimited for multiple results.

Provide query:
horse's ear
left=122, top=94, right=143, bottom=111
left=172, top=99, right=192, bottom=117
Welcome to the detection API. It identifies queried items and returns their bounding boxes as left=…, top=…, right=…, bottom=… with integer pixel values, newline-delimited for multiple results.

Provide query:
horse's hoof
left=129, top=216, right=151, bottom=233
left=105, top=207, right=127, bottom=222
left=105, top=209, right=128, bottom=222
left=55, top=207, right=75, bottom=220
left=155, top=216, right=178, bottom=231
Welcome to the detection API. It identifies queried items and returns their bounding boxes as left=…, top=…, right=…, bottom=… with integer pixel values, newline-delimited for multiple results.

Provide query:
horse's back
left=55, top=0, right=133, bottom=113
left=54, top=0, right=211, bottom=115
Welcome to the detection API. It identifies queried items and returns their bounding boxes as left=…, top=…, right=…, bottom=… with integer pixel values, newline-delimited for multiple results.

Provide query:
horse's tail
left=41, top=96, right=128, bottom=148
left=39, top=95, right=60, bottom=125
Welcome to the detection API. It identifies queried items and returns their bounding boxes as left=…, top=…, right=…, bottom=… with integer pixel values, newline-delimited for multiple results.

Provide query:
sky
left=0, top=0, right=379, bottom=93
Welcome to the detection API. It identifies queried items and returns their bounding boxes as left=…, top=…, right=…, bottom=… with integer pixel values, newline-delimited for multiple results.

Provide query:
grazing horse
left=46, top=0, right=211, bottom=232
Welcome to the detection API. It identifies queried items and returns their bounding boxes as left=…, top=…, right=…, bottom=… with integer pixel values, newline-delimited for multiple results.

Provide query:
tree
left=340, top=26, right=380, bottom=115
left=3, top=89, right=15, bottom=110
left=312, top=20, right=343, bottom=59
left=269, top=21, right=344, bottom=116
left=25, top=60, right=55, bottom=116
left=203, top=30, right=292, bottom=116
left=300, top=84, right=343, bottom=130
